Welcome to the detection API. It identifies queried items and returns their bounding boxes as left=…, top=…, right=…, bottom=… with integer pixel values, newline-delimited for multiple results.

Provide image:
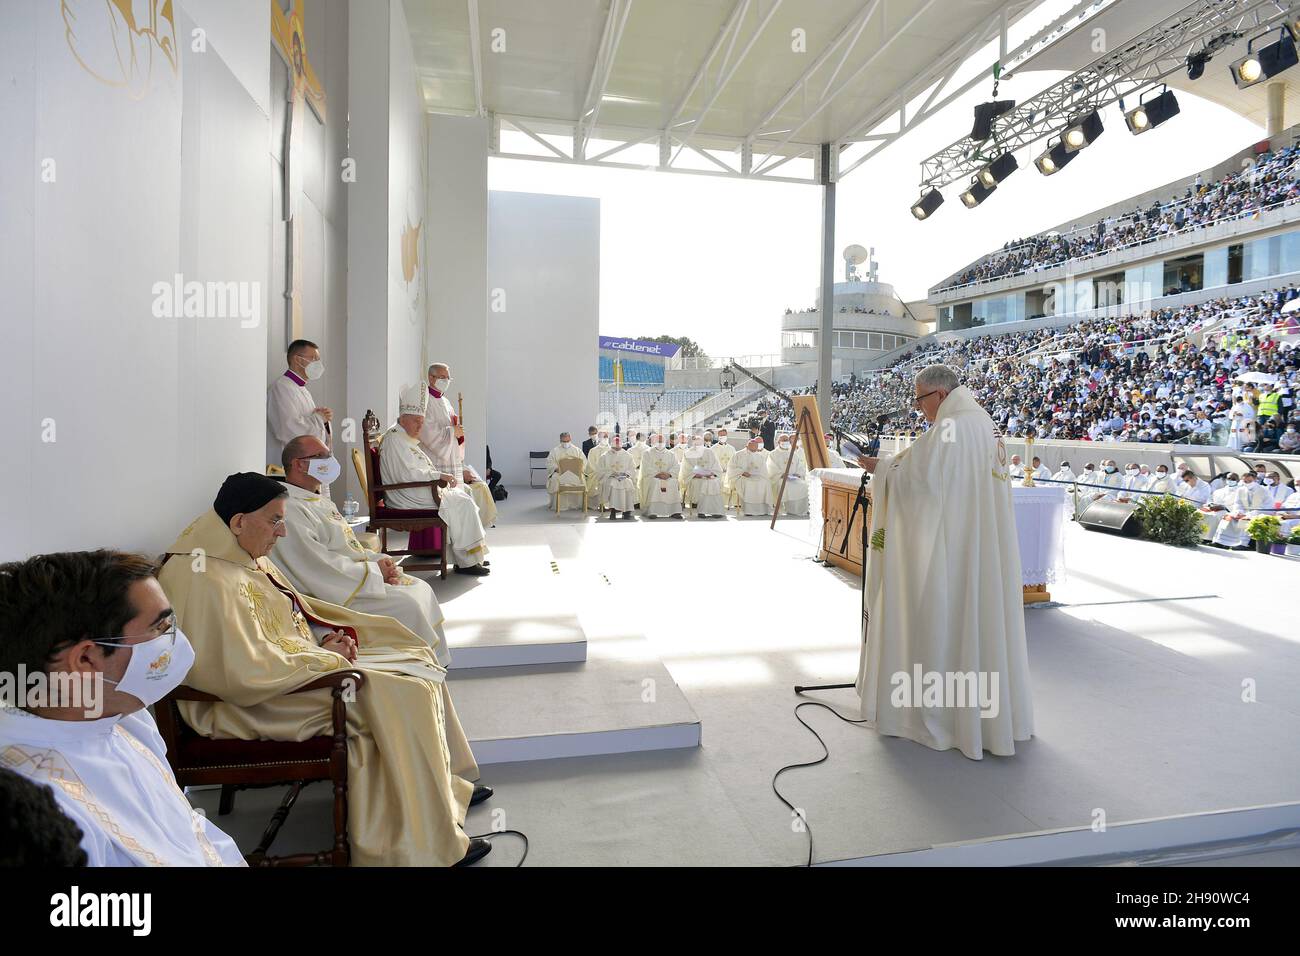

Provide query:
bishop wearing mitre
left=158, top=473, right=494, bottom=866
left=854, top=365, right=1033, bottom=759
left=272, top=435, right=451, bottom=665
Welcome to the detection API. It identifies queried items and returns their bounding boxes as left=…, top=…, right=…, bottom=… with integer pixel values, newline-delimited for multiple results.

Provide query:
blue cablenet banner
left=598, top=336, right=681, bottom=357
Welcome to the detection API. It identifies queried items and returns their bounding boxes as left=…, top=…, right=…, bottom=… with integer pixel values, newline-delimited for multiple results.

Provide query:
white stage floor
left=192, top=486, right=1300, bottom=866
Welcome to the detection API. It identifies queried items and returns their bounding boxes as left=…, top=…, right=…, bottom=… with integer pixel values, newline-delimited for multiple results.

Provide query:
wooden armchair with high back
left=154, top=669, right=366, bottom=867
left=555, top=456, right=587, bottom=514
left=360, top=440, right=449, bottom=579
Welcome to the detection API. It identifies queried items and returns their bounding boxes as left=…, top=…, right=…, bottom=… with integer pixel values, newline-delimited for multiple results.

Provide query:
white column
left=1267, top=81, right=1285, bottom=139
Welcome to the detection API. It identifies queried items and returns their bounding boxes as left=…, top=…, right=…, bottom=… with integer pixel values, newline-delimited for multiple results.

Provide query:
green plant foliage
left=1247, top=515, right=1282, bottom=544
left=1134, top=495, right=1206, bottom=547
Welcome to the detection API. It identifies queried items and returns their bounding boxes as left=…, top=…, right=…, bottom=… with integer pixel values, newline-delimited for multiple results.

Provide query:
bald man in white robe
left=728, top=438, right=774, bottom=516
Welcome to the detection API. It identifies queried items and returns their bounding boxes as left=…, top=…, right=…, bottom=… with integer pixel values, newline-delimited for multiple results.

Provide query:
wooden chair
left=361, top=440, right=449, bottom=579
left=154, top=670, right=366, bottom=867
left=554, top=457, right=587, bottom=514
left=350, top=447, right=368, bottom=502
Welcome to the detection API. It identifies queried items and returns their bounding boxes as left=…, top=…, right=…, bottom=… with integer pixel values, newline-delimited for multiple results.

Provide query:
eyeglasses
left=913, top=389, right=942, bottom=407
left=94, top=613, right=178, bottom=648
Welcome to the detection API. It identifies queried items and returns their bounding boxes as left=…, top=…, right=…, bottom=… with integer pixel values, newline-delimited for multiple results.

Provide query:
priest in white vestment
left=1277, top=489, right=1300, bottom=537
left=1198, top=475, right=1238, bottom=540
left=267, top=339, right=331, bottom=467
left=380, top=384, right=490, bottom=575
left=419, top=363, right=497, bottom=529
left=639, top=437, right=684, bottom=519
left=681, top=436, right=725, bottom=518
left=273, top=435, right=451, bottom=664
left=585, top=432, right=611, bottom=507
left=767, top=434, right=809, bottom=516
left=546, top=433, right=587, bottom=511
left=854, top=365, right=1033, bottom=760
left=1030, top=457, right=1051, bottom=481
left=1211, top=472, right=1273, bottom=548
left=599, top=436, right=638, bottom=518
left=1177, top=471, right=1211, bottom=509
left=1051, top=462, right=1076, bottom=483
left=728, top=437, right=774, bottom=516
left=0, top=550, right=246, bottom=866
left=822, top=433, right=846, bottom=470
left=714, top=429, right=739, bottom=499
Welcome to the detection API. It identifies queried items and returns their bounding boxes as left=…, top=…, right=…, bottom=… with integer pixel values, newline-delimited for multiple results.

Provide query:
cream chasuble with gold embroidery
left=158, top=511, right=478, bottom=866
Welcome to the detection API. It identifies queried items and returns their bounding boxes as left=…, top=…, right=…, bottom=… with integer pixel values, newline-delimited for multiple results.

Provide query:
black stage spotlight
left=911, top=187, right=944, bottom=220
left=1186, top=48, right=1211, bottom=80
left=970, top=99, right=1016, bottom=141
left=977, top=152, right=1019, bottom=188
left=1230, top=29, right=1298, bottom=89
left=1034, top=137, right=1076, bottom=176
left=1125, top=88, right=1180, bottom=134
left=959, top=177, right=995, bottom=208
left=1062, top=110, right=1104, bottom=153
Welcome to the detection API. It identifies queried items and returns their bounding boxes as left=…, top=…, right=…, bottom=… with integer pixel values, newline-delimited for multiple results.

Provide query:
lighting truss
left=918, top=0, right=1300, bottom=190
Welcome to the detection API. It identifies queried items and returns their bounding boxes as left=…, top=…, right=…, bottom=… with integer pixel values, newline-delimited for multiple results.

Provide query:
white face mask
left=95, top=626, right=195, bottom=708
left=307, top=456, right=341, bottom=484
left=1264, top=477, right=1275, bottom=485
left=433, top=377, right=451, bottom=393
left=304, top=360, right=325, bottom=381
left=1227, top=480, right=1239, bottom=487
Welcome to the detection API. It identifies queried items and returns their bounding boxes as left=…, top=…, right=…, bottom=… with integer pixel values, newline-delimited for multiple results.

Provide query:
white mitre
left=399, top=382, right=427, bottom=416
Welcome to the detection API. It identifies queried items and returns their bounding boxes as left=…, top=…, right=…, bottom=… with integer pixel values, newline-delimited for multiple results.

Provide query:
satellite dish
left=843, top=244, right=868, bottom=265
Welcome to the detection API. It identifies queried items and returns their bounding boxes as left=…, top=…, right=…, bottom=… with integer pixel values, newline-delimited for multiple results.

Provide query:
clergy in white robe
left=1176, top=473, right=1211, bottom=508
left=380, top=385, right=489, bottom=573
left=546, top=433, right=587, bottom=511
left=584, top=432, right=611, bottom=507
left=267, top=339, right=331, bottom=466
left=1277, top=490, right=1300, bottom=538
left=1211, top=475, right=1273, bottom=547
left=681, top=438, right=725, bottom=518
left=639, top=439, right=683, bottom=518
left=728, top=438, right=774, bottom=516
left=1051, top=462, right=1076, bottom=483
left=854, top=365, right=1033, bottom=760
left=1008, top=455, right=1025, bottom=480
left=671, top=433, right=688, bottom=468
left=714, top=430, right=739, bottom=498
left=1198, top=478, right=1239, bottom=540
left=767, top=435, right=809, bottom=516
left=419, top=364, right=497, bottom=529
left=1146, top=467, right=1173, bottom=495
left=599, top=439, right=638, bottom=517
left=1031, top=458, right=1051, bottom=481
left=273, top=436, right=451, bottom=665
left=0, top=549, right=245, bottom=867
left=822, top=433, right=846, bottom=470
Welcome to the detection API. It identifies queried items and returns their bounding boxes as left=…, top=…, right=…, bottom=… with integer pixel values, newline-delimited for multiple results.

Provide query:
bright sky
left=486, top=5, right=1264, bottom=360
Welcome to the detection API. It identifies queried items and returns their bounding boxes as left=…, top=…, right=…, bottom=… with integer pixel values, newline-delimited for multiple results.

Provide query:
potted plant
left=1286, top=528, right=1300, bottom=557
left=1134, top=495, right=1206, bottom=547
left=1246, top=515, right=1282, bottom=554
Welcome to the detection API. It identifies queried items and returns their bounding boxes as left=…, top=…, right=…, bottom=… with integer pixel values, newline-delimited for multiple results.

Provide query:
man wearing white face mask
left=0, top=550, right=246, bottom=866
left=1051, top=461, right=1076, bottom=483
left=1211, top=471, right=1273, bottom=548
left=681, top=434, right=726, bottom=518
left=272, top=436, right=451, bottom=664
left=767, top=433, right=809, bottom=516
left=638, top=435, right=683, bottom=519
left=598, top=436, right=637, bottom=519
left=419, top=363, right=497, bottom=528
left=267, top=339, right=332, bottom=466
left=585, top=430, right=612, bottom=509
left=546, top=432, right=586, bottom=511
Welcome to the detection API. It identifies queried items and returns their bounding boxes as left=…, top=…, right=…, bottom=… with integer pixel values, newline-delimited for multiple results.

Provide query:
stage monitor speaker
left=1078, top=498, right=1142, bottom=536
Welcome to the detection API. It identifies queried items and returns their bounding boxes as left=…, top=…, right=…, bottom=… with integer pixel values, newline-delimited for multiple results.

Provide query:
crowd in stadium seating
left=937, top=144, right=1300, bottom=291
left=753, top=286, right=1300, bottom=452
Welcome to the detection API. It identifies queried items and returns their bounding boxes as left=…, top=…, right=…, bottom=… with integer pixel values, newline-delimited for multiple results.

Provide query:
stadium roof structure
left=405, top=0, right=1060, bottom=184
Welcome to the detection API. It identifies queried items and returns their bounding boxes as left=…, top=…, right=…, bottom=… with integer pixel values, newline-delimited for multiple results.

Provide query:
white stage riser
left=469, top=723, right=701, bottom=766
left=448, top=641, right=587, bottom=669
left=820, top=802, right=1300, bottom=867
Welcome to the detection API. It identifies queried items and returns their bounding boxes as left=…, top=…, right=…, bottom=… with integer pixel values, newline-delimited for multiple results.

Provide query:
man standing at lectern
left=854, top=364, right=1033, bottom=759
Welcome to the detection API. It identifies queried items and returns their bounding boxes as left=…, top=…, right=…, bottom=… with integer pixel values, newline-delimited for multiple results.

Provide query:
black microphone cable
left=466, top=828, right=530, bottom=867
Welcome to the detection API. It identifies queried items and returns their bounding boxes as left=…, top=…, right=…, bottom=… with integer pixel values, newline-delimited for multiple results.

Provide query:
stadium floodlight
left=970, top=99, right=1016, bottom=141
left=911, top=188, right=944, bottom=220
left=1062, top=110, right=1104, bottom=153
left=959, top=177, right=995, bottom=208
left=1125, top=88, right=1180, bottom=134
left=976, top=152, right=1019, bottom=188
left=1034, top=137, right=1076, bottom=176
left=1230, top=29, right=1298, bottom=89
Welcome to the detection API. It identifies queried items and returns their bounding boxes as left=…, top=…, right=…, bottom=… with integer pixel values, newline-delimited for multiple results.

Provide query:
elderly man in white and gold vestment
left=767, top=433, right=809, bottom=516
left=728, top=437, right=774, bottom=516
left=598, top=435, right=638, bottom=518
left=639, top=436, right=684, bottom=519
left=854, top=364, right=1033, bottom=760
left=159, top=473, right=494, bottom=867
left=382, top=384, right=490, bottom=576
left=584, top=431, right=611, bottom=507
left=419, top=363, right=497, bottom=528
left=0, top=549, right=246, bottom=867
left=546, top=432, right=587, bottom=511
left=274, top=435, right=451, bottom=665
left=680, top=435, right=725, bottom=518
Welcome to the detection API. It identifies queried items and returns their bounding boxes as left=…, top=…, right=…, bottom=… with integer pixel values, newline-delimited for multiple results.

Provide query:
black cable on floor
left=467, top=828, right=530, bottom=867
left=771, top=696, right=870, bottom=867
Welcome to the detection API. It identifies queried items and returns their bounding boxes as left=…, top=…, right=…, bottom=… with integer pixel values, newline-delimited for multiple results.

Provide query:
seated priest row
left=380, top=383, right=491, bottom=576
left=157, top=473, right=494, bottom=866
left=0, top=549, right=246, bottom=866
left=274, top=435, right=451, bottom=665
